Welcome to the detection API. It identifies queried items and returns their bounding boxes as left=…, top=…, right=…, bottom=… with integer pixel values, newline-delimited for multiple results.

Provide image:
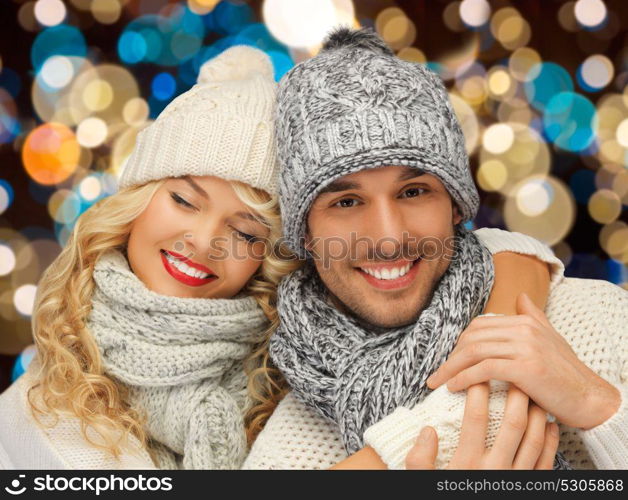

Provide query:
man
left=245, top=28, right=627, bottom=470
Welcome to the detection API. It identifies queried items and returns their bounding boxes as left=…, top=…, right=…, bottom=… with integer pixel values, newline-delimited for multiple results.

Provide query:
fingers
left=427, top=320, right=541, bottom=390
left=405, top=426, right=438, bottom=470
left=445, top=359, right=512, bottom=392
left=535, top=422, right=560, bottom=470
left=516, top=293, right=553, bottom=329
left=488, top=385, right=529, bottom=468
left=512, top=404, right=550, bottom=469
left=463, top=314, right=542, bottom=337
left=426, top=342, right=517, bottom=389
left=455, top=382, right=490, bottom=460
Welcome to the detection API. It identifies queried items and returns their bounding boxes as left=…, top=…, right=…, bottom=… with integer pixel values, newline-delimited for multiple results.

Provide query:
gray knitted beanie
left=276, top=27, right=479, bottom=257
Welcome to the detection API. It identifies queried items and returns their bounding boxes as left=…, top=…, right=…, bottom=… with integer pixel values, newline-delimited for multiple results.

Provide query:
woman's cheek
left=222, top=256, right=259, bottom=293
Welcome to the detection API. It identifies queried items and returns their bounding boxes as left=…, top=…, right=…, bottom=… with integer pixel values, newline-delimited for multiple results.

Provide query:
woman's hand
left=405, top=383, right=559, bottom=470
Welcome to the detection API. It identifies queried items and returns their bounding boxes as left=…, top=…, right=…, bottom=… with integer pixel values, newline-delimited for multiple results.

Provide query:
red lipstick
left=160, top=249, right=217, bottom=287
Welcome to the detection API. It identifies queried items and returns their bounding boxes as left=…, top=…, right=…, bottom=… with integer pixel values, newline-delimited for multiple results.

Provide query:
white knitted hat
left=118, top=46, right=279, bottom=195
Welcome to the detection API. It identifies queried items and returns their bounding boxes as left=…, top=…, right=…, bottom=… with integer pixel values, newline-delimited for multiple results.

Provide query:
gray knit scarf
left=87, top=249, right=268, bottom=469
left=270, top=227, right=570, bottom=469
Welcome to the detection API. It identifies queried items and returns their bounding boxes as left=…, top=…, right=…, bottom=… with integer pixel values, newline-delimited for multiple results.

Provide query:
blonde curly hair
left=28, top=177, right=301, bottom=459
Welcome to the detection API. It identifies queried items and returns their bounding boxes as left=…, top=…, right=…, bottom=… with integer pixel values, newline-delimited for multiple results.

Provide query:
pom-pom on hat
left=119, top=46, right=279, bottom=195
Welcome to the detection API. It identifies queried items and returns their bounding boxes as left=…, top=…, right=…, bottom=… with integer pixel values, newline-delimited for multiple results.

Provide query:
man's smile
left=355, top=257, right=422, bottom=291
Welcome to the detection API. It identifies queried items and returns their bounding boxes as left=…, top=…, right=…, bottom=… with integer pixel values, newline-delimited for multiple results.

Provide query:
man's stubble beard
left=318, top=259, right=447, bottom=329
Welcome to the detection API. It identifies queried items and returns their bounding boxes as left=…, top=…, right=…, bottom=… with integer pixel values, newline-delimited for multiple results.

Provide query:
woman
left=0, top=45, right=299, bottom=469
left=0, top=44, right=560, bottom=470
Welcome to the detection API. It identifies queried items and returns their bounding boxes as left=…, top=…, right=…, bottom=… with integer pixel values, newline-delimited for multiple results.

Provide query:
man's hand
left=405, top=383, right=559, bottom=469
left=426, top=292, right=620, bottom=430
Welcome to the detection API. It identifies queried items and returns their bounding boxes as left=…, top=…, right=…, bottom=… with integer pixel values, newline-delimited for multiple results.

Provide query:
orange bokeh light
left=22, top=122, right=80, bottom=185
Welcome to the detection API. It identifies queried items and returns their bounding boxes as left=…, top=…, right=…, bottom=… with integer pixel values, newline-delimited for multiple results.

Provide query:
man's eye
left=401, top=187, right=426, bottom=198
left=170, top=192, right=195, bottom=209
left=334, top=198, right=359, bottom=208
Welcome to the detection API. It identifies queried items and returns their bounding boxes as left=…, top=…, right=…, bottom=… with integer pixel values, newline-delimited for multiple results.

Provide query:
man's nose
left=366, top=199, right=407, bottom=258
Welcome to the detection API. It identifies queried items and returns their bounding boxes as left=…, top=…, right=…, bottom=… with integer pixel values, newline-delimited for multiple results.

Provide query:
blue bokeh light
left=118, top=31, right=147, bottom=64
left=152, top=72, right=177, bottom=101
left=235, top=23, right=284, bottom=52
left=206, top=1, right=255, bottom=35
left=31, top=25, right=87, bottom=71
left=267, top=50, right=294, bottom=81
left=11, top=345, right=36, bottom=382
left=0, top=112, right=20, bottom=144
left=0, top=179, right=14, bottom=209
left=524, top=62, right=573, bottom=112
left=543, top=91, right=597, bottom=152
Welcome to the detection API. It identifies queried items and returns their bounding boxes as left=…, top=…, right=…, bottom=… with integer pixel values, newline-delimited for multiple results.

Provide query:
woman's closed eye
left=232, top=227, right=261, bottom=244
left=170, top=192, right=197, bottom=210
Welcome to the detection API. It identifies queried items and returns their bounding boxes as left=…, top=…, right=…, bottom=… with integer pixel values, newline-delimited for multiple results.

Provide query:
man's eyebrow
left=318, top=168, right=427, bottom=195
left=318, top=180, right=361, bottom=195
left=397, top=167, right=426, bottom=182
left=182, top=176, right=209, bottom=199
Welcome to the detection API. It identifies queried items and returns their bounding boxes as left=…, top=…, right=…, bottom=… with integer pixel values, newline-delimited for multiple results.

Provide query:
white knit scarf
left=87, top=249, right=268, bottom=469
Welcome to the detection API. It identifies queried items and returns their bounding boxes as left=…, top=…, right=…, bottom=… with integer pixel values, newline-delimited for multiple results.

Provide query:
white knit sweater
left=0, top=228, right=613, bottom=470
left=243, top=230, right=628, bottom=470
left=0, top=365, right=156, bottom=469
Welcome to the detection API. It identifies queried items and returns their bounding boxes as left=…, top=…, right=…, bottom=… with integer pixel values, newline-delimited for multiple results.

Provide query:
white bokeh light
left=574, top=0, right=607, bottom=28
left=0, top=245, right=16, bottom=276
left=0, top=185, right=10, bottom=214
left=77, top=117, right=108, bottom=148
left=40, top=56, right=74, bottom=89
left=263, top=0, right=355, bottom=49
left=14, top=285, right=38, bottom=316
left=483, top=123, right=515, bottom=154
left=616, top=118, right=628, bottom=148
left=34, top=0, right=67, bottom=27
left=459, top=0, right=491, bottom=28
left=581, top=54, right=613, bottom=89
left=79, top=175, right=102, bottom=201
left=516, top=179, right=554, bottom=216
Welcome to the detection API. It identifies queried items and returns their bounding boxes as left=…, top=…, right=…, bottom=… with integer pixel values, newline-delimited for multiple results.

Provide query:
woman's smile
left=159, top=249, right=219, bottom=287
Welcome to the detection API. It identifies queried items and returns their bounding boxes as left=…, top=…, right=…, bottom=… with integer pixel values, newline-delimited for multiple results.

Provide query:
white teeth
left=164, top=252, right=211, bottom=279
left=361, top=261, right=415, bottom=280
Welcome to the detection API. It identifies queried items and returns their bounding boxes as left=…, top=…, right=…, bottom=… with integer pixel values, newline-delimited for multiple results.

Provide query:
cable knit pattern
left=245, top=278, right=628, bottom=470
left=88, top=249, right=268, bottom=470
left=119, top=45, right=279, bottom=195
left=277, top=28, right=480, bottom=257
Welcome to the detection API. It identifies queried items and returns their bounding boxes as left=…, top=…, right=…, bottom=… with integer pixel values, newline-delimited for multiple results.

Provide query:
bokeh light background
left=0, top=0, right=627, bottom=390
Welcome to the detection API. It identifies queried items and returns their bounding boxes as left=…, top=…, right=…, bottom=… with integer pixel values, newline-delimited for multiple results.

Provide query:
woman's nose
left=180, top=219, right=225, bottom=262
